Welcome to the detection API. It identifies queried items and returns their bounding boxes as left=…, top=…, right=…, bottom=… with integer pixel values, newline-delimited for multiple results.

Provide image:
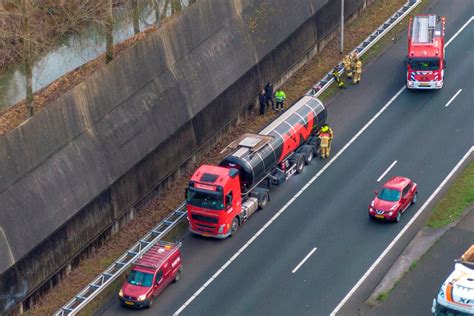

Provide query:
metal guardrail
left=307, top=0, right=421, bottom=98
left=54, top=203, right=187, bottom=316
left=55, top=1, right=421, bottom=314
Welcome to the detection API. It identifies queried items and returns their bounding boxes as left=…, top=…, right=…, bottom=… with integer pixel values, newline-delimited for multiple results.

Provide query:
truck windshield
left=409, top=58, right=440, bottom=70
left=127, top=270, right=153, bottom=287
left=378, top=188, right=401, bottom=202
left=187, top=187, right=224, bottom=210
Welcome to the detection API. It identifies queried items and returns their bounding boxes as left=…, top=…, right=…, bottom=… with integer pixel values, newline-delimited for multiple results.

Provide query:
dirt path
left=26, top=0, right=408, bottom=314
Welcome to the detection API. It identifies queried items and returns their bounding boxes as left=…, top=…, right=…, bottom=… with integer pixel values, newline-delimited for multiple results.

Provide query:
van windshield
left=409, top=58, right=440, bottom=70
left=127, top=270, right=153, bottom=287
left=187, top=187, right=224, bottom=210
left=378, top=188, right=401, bottom=202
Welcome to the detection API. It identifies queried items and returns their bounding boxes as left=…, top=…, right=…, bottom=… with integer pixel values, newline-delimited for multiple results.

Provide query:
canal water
left=0, top=0, right=193, bottom=111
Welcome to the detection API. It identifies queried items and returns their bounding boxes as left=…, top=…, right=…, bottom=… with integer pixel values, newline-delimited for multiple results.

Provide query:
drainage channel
left=55, top=0, right=421, bottom=314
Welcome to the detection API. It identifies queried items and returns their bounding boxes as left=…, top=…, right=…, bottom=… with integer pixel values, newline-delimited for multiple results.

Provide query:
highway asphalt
left=97, top=0, right=474, bottom=315
left=361, top=208, right=474, bottom=316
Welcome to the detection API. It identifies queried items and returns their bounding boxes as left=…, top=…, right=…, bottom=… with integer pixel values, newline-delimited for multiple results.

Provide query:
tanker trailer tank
left=220, top=95, right=326, bottom=194
left=187, top=96, right=327, bottom=238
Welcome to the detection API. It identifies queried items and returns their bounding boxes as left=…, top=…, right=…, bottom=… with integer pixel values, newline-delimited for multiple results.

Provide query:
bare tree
left=171, top=0, right=182, bottom=14
left=130, top=0, right=140, bottom=34
left=0, top=0, right=113, bottom=113
left=105, top=0, right=113, bottom=63
left=20, top=0, right=33, bottom=116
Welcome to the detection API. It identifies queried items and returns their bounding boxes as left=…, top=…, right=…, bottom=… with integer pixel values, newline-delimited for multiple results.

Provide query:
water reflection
left=0, top=0, right=192, bottom=111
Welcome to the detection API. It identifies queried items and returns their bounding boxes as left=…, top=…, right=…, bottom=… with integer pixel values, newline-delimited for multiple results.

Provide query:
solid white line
left=173, top=85, right=407, bottom=316
left=445, top=89, right=462, bottom=107
left=292, top=247, right=318, bottom=274
left=330, top=146, right=474, bottom=316
left=445, top=16, right=474, bottom=47
left=377, top=160, right=397, bottom=182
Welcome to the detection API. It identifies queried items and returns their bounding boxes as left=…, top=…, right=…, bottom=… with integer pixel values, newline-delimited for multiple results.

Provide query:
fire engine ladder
left=307, top=0, right=421, bottom=98
left=54, top=203, right=187, bottom=316
left=412, top=15, right=436, bottom=43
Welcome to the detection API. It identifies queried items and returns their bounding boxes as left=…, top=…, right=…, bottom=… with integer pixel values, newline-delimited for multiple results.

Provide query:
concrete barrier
left=0, top=0, right=377, bottom=313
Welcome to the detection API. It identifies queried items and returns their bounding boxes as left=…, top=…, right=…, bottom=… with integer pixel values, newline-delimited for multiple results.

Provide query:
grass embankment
left=28, top=0, right=416, bottom=315
left=426, top=161, right=474, bottom=228
left=320, top=0, right=431, bottom=101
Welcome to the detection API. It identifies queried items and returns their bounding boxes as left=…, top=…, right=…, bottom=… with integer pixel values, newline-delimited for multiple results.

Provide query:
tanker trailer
left=186, top=95, right=327, bottom=238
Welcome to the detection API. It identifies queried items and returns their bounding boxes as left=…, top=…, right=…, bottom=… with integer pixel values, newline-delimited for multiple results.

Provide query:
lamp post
left=340, top=0, right=344, bottom=54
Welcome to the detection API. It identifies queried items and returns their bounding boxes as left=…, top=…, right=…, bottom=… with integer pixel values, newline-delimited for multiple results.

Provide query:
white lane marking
left=445, top=89, right=462, bottom=107
left=445, top=16, right=474, bottom=47
left=173, top=86, right=407, bottom=316
left=292, top=247, right=318, bottom=274
left=175, top=14, right=474, bottom=316
left=377, top=160, right=397, bottom=182
left=330, top=146, right=474, bottom=316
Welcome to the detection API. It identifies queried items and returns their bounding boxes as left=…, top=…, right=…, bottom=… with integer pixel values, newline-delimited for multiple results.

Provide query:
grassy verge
left=426, top=161, right=474, bottom=228
left=377, top=291, right=390, bottom=302
left=319, top=0, right=432, bottom=101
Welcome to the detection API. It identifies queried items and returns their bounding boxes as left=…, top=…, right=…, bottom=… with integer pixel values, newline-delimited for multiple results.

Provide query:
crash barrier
left=54, top=204, right=186, bottom=315
left=307, top=0, right=421, bottom=97
left=2, top=0, right=378, bottom=313
left=54, top=0, right=421, bottom=314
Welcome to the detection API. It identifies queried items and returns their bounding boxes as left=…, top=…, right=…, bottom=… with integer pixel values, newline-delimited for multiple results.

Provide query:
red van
left=118, top=241, right=182, bottom=308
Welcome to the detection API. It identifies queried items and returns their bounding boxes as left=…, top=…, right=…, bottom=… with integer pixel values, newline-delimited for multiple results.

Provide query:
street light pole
left=340, top=0, right=344, bottom=54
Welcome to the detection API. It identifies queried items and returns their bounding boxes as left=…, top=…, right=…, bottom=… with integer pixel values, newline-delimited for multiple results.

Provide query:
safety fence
left=55, top=0, right=420, bottom=314
left=307, top=0, right=420, bottom=98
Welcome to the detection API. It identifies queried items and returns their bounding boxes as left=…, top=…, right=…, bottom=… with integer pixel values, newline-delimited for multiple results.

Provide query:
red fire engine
left=406, top=14, right=445, bottom=89
left=186, top=96, right=327, bottom=238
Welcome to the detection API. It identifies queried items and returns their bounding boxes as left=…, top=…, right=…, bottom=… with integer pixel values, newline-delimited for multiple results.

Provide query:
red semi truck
left=186, top=95, right=327, bottom=238
left=406, top=14, right=445, bottom=89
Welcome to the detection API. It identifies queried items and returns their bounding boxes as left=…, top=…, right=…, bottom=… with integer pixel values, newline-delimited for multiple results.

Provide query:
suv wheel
left=395, top=211, right=402, bottom=223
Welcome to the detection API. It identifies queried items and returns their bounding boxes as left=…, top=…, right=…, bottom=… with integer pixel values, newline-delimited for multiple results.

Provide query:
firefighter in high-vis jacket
left=353, top=58, right=363, bottom=84
left=343, top=54, right=353, bottom=78
left=332, top=66, right=345, bottom=89
left=318, top=124, right=334, bottom=159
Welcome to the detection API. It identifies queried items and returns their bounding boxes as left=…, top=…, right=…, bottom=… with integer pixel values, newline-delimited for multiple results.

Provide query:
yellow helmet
left=321, top=126, right=329, bottom=132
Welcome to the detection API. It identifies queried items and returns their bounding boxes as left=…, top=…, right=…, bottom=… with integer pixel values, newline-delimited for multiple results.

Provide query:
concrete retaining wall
left=0, top=0, right=374, bottom=313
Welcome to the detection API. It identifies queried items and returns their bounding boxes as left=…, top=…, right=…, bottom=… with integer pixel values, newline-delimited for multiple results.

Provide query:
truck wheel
left=296, top=156, right=305, bottom=174
left=258, top=192, right=269, bottom=210
left=303, top=146, right=314, bottom=165
left=173, top=268, right=182, bottom=283
left=230, top=217, right=239, bottom=236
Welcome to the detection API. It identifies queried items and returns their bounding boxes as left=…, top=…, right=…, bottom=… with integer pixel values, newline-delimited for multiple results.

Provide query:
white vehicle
left=432, top=245, right=474, bottom=315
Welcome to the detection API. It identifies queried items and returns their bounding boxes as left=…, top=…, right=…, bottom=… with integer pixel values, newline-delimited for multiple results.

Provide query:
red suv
left=119, top=241, right=182, bottom=308
left=368, top=176, right=418, bottom=222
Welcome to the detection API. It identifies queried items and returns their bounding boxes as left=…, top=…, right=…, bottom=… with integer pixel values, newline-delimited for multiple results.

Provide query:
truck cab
left=186, top=165, right=242, bottom=238
left=119, top=241, right=182, bottom=308
left=406, top=14, right=445, bottom=89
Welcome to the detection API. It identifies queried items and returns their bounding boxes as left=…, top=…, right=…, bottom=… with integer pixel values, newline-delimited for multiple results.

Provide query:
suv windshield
left=378, top=188, right=401, bottom=202
left=187, top=187, right=224, bottom=210
left=409, top=58, right=440, bottom=70
left=127, top=270, right=153, bottom=287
